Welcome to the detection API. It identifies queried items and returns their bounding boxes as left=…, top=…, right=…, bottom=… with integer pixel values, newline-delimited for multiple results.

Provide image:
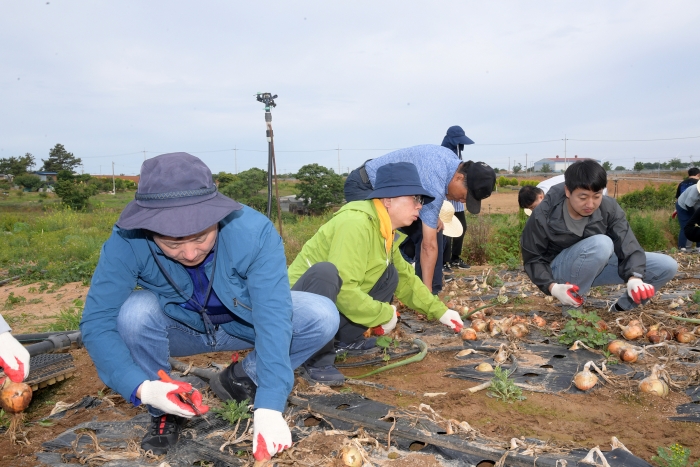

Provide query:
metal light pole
left=255, top=92, right=283, bottom=237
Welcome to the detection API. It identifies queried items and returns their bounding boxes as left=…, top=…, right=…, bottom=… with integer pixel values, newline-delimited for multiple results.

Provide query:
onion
left=638, top=364, right=669, bottom=397
left=619, top=346, right=640, bottom=363
left=531, top=314, right=546, bottom=328
left=460, top=328, right=477, bottom=341
left=494, top=344, right=508, bottom=365
left=0, top=378, right=33, bottom=414
left=573, top=361, right=598, bottom=391
left=616, top=318, right=644, bottom=340
left=471, top=311, right=486, bottom=321
left=646, top=324, right=671, bottom=344
left=512, top=315, right=528, bottom=325
left=675, top=327, right=696, bottom=344
left=509, top=323, right=529, bottom=339
left=340, top=446, right=363, bottom=467
left=446, top=300, right=457, bottom=309
left=607, top=339, right=628, bottom=355
left=549, top=321, right=561, bottom=331
left=476, top=362, right=494, bottom=372
left=471, top=319, right=487, bottom=332
left=595, top=320, right=609, bottom=332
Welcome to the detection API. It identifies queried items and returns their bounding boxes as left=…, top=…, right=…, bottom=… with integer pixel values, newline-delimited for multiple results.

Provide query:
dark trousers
left=293, top=261, right=398, bottom=368
left=444, top=210, right=467, bottom=263
left=399, top=219, right=444, bottom=294
left=676, top=201, right=694, bottom=249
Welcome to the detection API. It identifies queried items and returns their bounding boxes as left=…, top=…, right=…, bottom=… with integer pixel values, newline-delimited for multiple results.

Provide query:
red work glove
left=139, top=380, right=209, bottom=418
left=0, top=331, right=30, bottom=382
left=253, top=408, right=292, bottom=461
left=370, top=305, right=398, bottom=336
left=550, top=283, right=583, bottom=307
left=627, top=278, right=655, bottom=304
left=671, top=210, right=678, bottom=219
left=438, top=309, right=464, bottom=332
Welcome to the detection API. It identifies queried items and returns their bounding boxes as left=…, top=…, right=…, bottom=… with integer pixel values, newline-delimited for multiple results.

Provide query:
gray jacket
left=520, top=184, right=646, bottom=294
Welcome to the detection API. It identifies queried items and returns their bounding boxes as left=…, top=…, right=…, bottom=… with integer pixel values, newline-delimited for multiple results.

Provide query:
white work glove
left=439, top=309, right=464, bottom=332
left=627, top=278, right=655, bottom=304
left=0, top=331, right=30, bottom=382
left=139, top=379, right=209, bottom=418
left=253, top=408, right=292, bottom=461
left=550, top=283, right=583, bottom=307
left=371, top=305, right=398, bottom=336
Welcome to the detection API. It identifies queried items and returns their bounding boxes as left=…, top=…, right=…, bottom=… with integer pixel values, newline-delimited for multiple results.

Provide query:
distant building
left=279, top=195, right=306, bottom=214
left=0, top=174, right=13, bottom=182
left=532, top=155, right=601, bottom=172
left=33, top=171, right=58, bottom=182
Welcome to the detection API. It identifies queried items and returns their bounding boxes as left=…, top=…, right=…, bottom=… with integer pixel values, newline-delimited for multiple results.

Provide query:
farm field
left=1, top=172, right=699, bottom=466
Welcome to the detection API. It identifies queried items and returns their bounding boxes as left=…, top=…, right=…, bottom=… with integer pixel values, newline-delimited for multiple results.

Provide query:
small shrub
left=462, top=215, right=489, bottom=265
left=558, top=309, right=616, bottom=348
left=627, top=211, right=672, bottom=251
left=618, top=184, right=675, bottom=211
left=212, top=398, right=252, bottom=425
left=3, top=292, right=26, bottom=310
left=488, top=366, right=525, bottom=403
left=46, top=299, right=83, bottom=331
left=652, top=443, right=699, bottom=467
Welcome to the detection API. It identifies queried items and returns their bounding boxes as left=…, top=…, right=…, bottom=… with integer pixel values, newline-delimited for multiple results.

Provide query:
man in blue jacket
left=80, top=153, right=338, bottom=460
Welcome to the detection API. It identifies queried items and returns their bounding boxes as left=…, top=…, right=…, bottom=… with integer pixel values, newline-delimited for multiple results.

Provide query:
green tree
left=13, top=174, right=42, bottom=191
left=0, top=153, right=35, bottom=176
left=541, top=163, right=552, bottom=173
left=219, top=168, right=268, bottom=209
left=634, top=162, right=645, bottom=171
left=668, top=158, right=684, bottom=170
left=41, top=144, right=82, bottom=173
left=512, top=163, right=522, bottom=174
left=615, top=166, right=626, bottom=171
left=295, top=164, right=344, bottom=214
left=215, top=171, right=236, bottom=188
left=602, top=161, right=613, bottom=171
left=53, top=180, right=95, bottom=210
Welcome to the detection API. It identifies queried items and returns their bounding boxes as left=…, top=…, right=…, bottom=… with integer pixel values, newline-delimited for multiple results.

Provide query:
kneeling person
left=288, top=162, right=465, bottom=386
left=520, top=160, right=677, bottom=312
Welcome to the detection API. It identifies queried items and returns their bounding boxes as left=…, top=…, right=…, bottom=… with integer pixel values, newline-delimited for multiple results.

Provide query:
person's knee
left=292, top=262, right=342, bottom=300
left=291, top=291, right=339, bottom=341
left=587, top=235, right=614, bottom=261
left=648, top=254, right=678, bottom=283
left=117, top=290, right=163, bottom=344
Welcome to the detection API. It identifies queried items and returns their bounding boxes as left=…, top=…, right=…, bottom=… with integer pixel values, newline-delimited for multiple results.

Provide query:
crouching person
left=288, top=162, right=465, bottom=386
left=80, top=153, right=338, bottom=460
left=520, top=159, right=678, bottom=312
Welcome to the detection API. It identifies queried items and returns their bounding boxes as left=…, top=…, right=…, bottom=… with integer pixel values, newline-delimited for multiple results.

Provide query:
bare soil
left=1, top=173, right=697, bottom=466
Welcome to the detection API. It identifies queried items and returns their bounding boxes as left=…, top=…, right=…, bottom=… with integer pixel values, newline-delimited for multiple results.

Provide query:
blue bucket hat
left=116, top=152, right=242, bottom=237
left=365, top=162, right=435, bottom=204
left=441, top=126, right=475, bottom=157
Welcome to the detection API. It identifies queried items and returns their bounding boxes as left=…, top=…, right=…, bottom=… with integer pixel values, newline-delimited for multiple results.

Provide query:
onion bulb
left=607, top=339, right=628, bottom=355
left=646, top=324, right=671, bottom=344
left=595, top=320, right=609, bottom=332
left=619, top=346, right=640, bottom=363
left=471, top=319, right=487, bottom=332
left=616, top=318, right=644, bottom=340
left=340, top=446, right=363, bottom=467
left=0, top=378, right=33, bottom=414
left=471, top=311, right=486, bottom=321
left=494, top=344, right=508, bottom=364
left=573, top=361, right=599, bottom=391
left=476, top=362, right=494, bottom=372
left=509, top=323, right=529, bottom=339
left=675, top=327, right=696, bottom=344
left=460, top=328, right=477, bottom=341
left=638, top=364, right=669, bottom=397
left=549, top=321, right=561, bottom=331
left=531, top=314, right=546, bottom=328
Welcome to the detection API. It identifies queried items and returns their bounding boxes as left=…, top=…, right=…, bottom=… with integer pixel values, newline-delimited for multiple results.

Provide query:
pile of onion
left=646, top=324, right=672, bottom=344
left=607, top=339, right=641, bottom=363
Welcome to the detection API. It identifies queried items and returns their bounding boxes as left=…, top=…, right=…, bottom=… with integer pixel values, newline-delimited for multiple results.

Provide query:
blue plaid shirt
left=365, top=145, right=461, bottom=229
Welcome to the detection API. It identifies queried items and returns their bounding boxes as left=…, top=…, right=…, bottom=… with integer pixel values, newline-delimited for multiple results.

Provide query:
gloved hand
left=550, top=283, right=583, bottom=307
left=139, top=379, right=209, bottom=418
left=0, top=331, right=30, bottom=382
left=627, top=278, right=655, bottom=304
left=371, top=305, right=398, bottom=336
left=671, top=210, right=678, bottom=219
left=439, top=309, right=464, bottom=332
left=253, top=408, right=292, bottom=461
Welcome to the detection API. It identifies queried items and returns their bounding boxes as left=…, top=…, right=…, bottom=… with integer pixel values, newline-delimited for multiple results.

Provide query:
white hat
left=439, top=201, right=464, bottom=238
left=524, top=208, right=533, bottom=217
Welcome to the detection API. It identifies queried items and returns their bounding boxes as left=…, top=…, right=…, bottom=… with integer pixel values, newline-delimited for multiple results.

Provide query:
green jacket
left=288, top=200, right=448, bottom=327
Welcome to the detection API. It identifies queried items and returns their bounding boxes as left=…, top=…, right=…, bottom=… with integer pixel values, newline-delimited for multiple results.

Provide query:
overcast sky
left=2, top=1, right=699, bottom=176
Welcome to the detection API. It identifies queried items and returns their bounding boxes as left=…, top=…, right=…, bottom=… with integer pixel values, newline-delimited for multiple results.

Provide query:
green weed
left=0, top=409, right=9, bottom=428
left=46, top=299, right=84, bottom=331
left=692, top=290, right=700, bottom=305
left=211, top=399, right=252, bottom=425
left=488, top=366, right=526, bottom=403
left=558, top=309, right=616, bottom=348
left=652, top=443, right=699, bottom=467
left=3, top=292, right=26, bottom=310
left=37, top=419, right=54, bottom=427
left=376, top=336, right=400, bottom=362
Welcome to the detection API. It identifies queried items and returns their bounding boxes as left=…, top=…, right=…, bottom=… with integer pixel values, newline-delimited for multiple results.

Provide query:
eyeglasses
left=412, top=195, right=425, bottom=206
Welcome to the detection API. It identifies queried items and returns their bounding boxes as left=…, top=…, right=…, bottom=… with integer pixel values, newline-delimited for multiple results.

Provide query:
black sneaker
left=209, top=363, right=257, bottom=404
left=442, top=263, right=453, bottom=274
left=299, top=364, right=345, bottom=387
left=450, top=259, right=471, bottom=270
left=141, top=414, right=183, bottom=455
left=335, top=337, right=379, bottom=356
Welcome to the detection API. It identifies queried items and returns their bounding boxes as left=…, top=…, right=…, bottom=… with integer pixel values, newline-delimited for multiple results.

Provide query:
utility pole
left=508, top=156, right=510, bottom=173
left=337, top=146, right=341, bottom=174
left=525, top=153, right=528, bottom=173
left=234, top=146, right=238, bottom=174
left=111, top=162, right=116, bottom=194
left=143, top=150, right=147, bottom=162
left=564, top=134, right=567, bottom=170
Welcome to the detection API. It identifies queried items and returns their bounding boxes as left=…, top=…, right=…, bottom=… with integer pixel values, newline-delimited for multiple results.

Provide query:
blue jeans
left=550, top=235, right=678, bottom=310
left=676, top=201, right=694, bottom=249
left=117, top=290, right=339, bottom=414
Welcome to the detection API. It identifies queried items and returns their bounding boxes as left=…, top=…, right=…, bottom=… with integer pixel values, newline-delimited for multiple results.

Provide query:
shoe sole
left=209, top=373, right=240, bottom=402
left=298, top=367, right=345, bottom=387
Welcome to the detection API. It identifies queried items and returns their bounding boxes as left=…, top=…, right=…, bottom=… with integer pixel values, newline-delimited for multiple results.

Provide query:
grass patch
left=45, top=299, right=84, bottom=331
